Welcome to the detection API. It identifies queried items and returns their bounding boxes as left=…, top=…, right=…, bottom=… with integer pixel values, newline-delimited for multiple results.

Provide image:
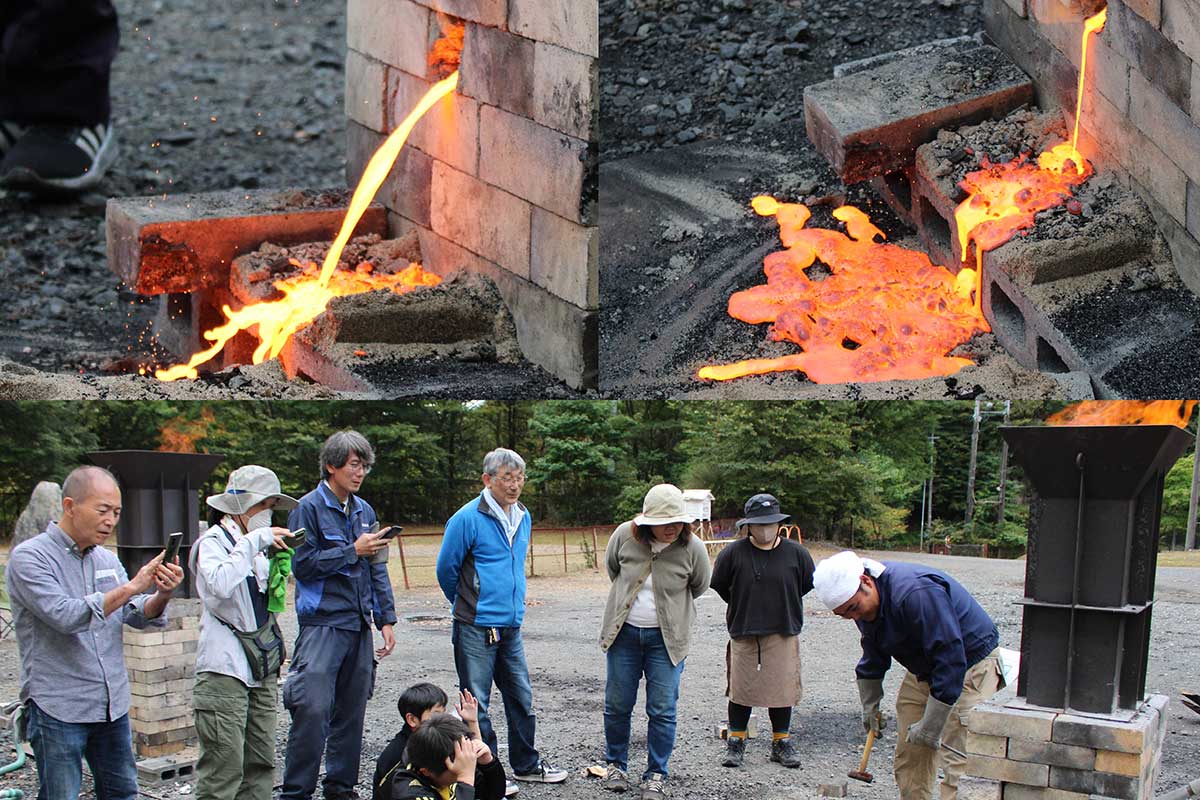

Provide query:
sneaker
left=722, top=735, right=746, bottom=767
left=640, top=773, right=667, bottom=800
left=0, top=122, right=25, bottom=157
left=604, top=765, right=629, bottom=793
left=513, top=759, right=568, bottom=783
left=504, top=780, right=520, bottom=797
left=0, top=122, right=117, bottom=192
left=770, top=736, right=801, bottom=768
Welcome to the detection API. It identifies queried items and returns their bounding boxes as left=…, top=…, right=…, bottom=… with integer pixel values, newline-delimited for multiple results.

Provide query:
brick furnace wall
left=985, top=0, right=1200, bottom=294
left=344, top=0, right=598, bottom=388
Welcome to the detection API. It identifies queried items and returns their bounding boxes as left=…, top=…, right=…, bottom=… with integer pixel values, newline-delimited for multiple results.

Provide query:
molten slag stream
left=1046, top=400, right=1197, bottom=427
left=155, top=71, right=459, bottom=382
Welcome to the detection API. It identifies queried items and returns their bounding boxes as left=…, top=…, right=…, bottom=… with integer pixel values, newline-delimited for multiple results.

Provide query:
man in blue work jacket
left=437, top=448, right=567, bottom=795
left=813, top=550, right=1004, bottom=800
left=281, top=430, right=397, bottom=800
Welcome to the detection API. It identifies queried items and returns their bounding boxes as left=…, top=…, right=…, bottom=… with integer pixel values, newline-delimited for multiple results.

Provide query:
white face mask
left=749, top=525, right=778, bottom=546
left=245, top=509, right=273, bottom=532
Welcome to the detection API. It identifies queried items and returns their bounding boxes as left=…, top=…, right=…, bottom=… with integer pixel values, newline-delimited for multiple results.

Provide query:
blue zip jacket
left=855, top=561, right=999, bottom=705
left=288, top=482, right=397, bottom=632
left=436, top=491, right=531, bottom=627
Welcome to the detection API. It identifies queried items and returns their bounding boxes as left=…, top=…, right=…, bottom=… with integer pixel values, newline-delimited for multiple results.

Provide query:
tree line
left=0, top=400, right=1195, bottom=551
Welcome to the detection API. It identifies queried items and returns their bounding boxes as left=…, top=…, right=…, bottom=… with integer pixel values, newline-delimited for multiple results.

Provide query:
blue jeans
left=451, top=620, right=540, bottom=774
left=25, top=702, right=138, bottom=800
left=604, top=624, right=685, bottom=779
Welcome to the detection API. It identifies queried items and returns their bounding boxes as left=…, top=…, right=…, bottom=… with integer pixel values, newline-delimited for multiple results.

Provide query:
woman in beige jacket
left=598, top=484, right=712, bottom=800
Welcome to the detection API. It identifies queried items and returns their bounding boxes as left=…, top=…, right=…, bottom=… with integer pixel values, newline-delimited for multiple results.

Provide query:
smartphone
left=163, top=531, right=183, bottom=563
left=379, top=525, right=402, bottom=540
left=283, top=528, right=307, bottom=549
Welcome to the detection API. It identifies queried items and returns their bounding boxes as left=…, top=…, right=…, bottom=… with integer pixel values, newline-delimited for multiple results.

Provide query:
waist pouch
left=215, top=613, right=286, bottom=682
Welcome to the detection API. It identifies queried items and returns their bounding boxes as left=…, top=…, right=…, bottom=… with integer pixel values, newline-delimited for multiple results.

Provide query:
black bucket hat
left=736, top=493, right=791, bottom=528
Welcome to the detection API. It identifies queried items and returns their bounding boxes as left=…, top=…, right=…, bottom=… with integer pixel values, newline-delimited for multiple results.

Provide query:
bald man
left=7, top=465, right=184, bottom=800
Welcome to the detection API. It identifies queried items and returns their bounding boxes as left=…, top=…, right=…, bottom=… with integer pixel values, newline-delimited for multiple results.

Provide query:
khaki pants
left=193, top=671, right=279, bottom=800
left=894, top=648, right=1003, bottom=800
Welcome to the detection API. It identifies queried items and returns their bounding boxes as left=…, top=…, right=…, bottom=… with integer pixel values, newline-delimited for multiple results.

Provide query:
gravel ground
left=1, top=548, right=1197, bottom=799
left=0, top=0, right=576, bottom=398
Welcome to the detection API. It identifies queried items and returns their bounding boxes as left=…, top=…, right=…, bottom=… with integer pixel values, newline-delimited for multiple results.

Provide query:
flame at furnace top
left=155, top=72, right=459, bottom=382
left=1047, top=400, right=1196, bottom=428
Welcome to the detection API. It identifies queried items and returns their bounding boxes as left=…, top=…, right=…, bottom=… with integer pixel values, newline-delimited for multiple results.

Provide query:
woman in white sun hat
left=191, top=465, right=298, bottom=800
left=598, top=483, right=712, bottom=800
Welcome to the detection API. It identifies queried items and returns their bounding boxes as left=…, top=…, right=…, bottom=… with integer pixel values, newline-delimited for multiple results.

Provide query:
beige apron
left=725, top=633, right=803, bottom=708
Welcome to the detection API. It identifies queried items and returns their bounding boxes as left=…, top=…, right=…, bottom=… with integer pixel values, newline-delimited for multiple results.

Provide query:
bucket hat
left=633, top=483, right=696, bottom=526
left=736, top=493, right=791, bottom=528
left=206, top=465, right=299, bottom=515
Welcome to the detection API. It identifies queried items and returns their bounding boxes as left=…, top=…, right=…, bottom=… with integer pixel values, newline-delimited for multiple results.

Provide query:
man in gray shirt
left=7, top=465, right=184, bottom=800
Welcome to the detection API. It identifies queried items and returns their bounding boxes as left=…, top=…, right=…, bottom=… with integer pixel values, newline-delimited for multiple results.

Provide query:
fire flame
left=155, top=72, right=459, bottom=382
left=697, top=197, right=988, bottom=383
left=1046, top=400, right=1197, bottom=428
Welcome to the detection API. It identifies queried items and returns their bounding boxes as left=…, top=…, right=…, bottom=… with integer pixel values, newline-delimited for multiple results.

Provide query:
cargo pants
left=193, top=671, right=279, bottom=800
left=894, top=648, right=1004, bottom=800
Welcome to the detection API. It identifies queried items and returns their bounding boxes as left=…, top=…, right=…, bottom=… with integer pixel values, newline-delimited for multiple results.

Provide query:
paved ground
left=1, top=547, right=1198, bottom=798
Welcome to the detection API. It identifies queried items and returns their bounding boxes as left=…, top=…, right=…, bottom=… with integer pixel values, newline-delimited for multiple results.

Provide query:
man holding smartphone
left=280, top=430, right=397, bottom=800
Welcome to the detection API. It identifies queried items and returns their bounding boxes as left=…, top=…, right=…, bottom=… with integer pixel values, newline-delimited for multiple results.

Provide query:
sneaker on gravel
left=640, top=773, right=667, bottom=800
left=0, top=122, right=116, bottom=192
left=513, top=759, right=568, bottom=783
left=504, top=780, right=520, bottom=797
left=722, top=735, right=746, bottom=767
left=604, top=765, right=629, bottom=793
left=770, top=736, right=801, bottom=768
left=0, top=122, right=26, bottom=157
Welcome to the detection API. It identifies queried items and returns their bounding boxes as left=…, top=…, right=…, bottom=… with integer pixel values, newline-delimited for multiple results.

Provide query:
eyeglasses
left=345, top=460, right=372, bottom=475
left=492, top=472, right=525, bottom=486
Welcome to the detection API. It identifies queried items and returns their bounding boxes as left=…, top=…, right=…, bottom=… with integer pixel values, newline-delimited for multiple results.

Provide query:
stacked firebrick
left=985, top=0, right=1200, bottom=295
left=343, top=0, right=598, bottom=389
left=123, top=599, right=203, bottom=759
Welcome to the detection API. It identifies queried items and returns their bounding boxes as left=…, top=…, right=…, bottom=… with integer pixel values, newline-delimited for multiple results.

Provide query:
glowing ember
left=697, top=197, right=988, bottom=383
left=155, top=72, right=459, bottom=382
left=1046, top=400, right=1197, bottom=428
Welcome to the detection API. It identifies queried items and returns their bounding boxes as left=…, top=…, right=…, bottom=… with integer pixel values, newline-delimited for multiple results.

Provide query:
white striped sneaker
left=0, top=122, right=117, bottom=192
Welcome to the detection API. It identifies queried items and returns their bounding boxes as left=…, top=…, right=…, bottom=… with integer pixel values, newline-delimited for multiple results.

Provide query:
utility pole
left=919, top=477, right=928, bottom=553
left=965, top=399, right=982, bottom=526
left=1187, top=425, right=1200, bottom=550
left=927, top=429, right=938, bottom=549
left=996, top=400, right=1011, bottom=525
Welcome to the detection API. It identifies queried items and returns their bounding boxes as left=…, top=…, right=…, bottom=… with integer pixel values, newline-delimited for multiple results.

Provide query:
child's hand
left=457, top=689, right=479, bottom=725
left=445, top=736, right=478, bottom=783
left=471, top=736, right=493, bottom=765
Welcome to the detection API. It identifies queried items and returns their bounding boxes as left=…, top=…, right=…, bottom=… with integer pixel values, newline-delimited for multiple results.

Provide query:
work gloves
left=907, top=696, right=954, bottom=750
left=857, top=678, right=886, bottom=735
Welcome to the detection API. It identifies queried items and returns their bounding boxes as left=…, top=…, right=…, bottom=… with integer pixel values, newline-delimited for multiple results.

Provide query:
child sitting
left=390, top=714, right=505, bottom=800
left=374, top=683, right=449, bottom=800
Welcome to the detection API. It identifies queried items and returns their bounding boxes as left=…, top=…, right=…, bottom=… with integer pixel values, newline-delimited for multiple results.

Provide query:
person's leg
left=280, top=626, right=344, bottom=800
left=237, top=675, right=280, bottom=800
left=0, top=0, right=118, bottom=125
left=723, top=700, right=752, bottom=767
left=452, top=620, right=501, bottom=757
left=641, top=627, right=684, bottom=780
left=83, top=714, right=139, bottom=800
left=603, top=624, right=642, bottom=774
left=768, top=706, right=801, bottom=768
left=768, top=706, right=792, bottom=735
left=322, top=624, right=374, bottom=798
left=894, top=671, right=937, bottom=800
left=25, top=702, right=87, bottom=800
left=193, top=672, right=251, bottom=800
left=940, top=651, right=1003, bottom=800
left=493, top=625, right=540, bottom=775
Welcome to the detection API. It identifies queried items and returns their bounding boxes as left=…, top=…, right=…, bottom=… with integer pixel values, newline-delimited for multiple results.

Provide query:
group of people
left=6, top=432, right=1006, bottom=800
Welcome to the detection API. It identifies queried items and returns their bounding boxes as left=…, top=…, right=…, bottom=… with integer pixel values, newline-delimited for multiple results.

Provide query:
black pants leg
left=0, top=0, right=118, bottom=124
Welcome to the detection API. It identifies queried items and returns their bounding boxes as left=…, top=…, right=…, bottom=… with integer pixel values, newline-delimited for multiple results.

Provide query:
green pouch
left=217, top=614, right=286, bottom=682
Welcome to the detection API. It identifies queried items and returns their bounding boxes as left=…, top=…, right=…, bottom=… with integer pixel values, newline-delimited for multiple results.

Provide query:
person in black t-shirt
left=709, top=494, right=815, bottom=770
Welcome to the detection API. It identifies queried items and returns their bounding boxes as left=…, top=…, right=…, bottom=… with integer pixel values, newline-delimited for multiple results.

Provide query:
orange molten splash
left=953, top=7, right=1105, bottom=278
left=1046, top=400, right=1196, bottom=428
left=697, top=197, right=988, bottom=383
left=156, top=72, right=459, bottom=382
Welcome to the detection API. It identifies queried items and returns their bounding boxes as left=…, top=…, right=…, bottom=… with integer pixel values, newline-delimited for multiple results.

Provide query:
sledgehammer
left=848, top=716, right=881, bottom=783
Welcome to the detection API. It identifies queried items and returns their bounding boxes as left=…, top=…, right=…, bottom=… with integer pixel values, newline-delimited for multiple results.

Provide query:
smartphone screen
left=164, top=532, right=183, bottom=562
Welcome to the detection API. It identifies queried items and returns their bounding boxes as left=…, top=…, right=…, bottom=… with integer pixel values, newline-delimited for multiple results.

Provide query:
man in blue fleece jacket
left=436, top=448, right=567, bottom=792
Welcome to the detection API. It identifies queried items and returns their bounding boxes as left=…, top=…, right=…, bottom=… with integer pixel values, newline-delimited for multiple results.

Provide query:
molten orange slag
left=1047, top=400, right=1197, bottom=428
left=701, top=8, right=1107, bottom=384
left=155, top=72, right=459, bottom=382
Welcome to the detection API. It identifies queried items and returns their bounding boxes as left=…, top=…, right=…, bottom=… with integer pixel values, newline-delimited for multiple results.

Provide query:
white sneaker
left=504, top=779, right=520, bottom=796
left=513, top=759, right=568, bottom=783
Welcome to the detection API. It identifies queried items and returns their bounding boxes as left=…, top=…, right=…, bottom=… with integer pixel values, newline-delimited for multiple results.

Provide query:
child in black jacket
left=390, top=714, right=505, bottom=800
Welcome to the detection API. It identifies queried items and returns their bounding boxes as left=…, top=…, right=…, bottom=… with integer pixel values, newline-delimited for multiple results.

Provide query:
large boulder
left=12, top=482, right=62, bottom=549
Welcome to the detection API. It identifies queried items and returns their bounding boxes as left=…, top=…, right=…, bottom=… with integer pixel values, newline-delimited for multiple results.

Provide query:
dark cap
left=736, top=493, right=791, bottom=528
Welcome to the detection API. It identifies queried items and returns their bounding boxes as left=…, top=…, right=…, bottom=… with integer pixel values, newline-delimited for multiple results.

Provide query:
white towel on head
left=813, top=551, right=887, bottom=610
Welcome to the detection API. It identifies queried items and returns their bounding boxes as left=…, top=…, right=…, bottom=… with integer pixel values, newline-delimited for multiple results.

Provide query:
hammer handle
left=857, top=725, right=878, bottom=774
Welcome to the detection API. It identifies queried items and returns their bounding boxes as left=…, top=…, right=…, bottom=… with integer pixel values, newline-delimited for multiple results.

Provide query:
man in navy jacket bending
left=813, top=550, right=1004, bottom=800
left=436, top=448, right=567, bottom=793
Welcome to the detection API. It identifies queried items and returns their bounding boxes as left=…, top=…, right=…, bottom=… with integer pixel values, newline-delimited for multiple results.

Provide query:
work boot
left=722, top=735, right=746, bottom=767
left=770, top=736, right=801, bottom=768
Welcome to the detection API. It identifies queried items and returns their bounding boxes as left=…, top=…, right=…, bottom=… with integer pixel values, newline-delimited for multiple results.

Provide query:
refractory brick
left=802, top=41, right=1034, bottom=183
left=964, top=754, right=1050, bottom=786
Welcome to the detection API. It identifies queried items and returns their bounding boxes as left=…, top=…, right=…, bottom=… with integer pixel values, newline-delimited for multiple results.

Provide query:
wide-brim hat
left=633, top=483, right=696, bottom=527
left=206, top=465, right=299, bottom=515
left=736, top=493, right=791, bottom=528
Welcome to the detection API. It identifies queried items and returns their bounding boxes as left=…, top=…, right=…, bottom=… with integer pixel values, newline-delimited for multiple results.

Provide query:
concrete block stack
left=123, top=598, right=202, bottom=758
left=960, top=692, right=1169, bottom=799
left=344, top=0, right=599, bottom=388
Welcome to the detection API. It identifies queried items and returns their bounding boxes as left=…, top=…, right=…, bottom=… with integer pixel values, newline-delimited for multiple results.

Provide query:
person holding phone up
left=191, top=465, right=300, bottom=800
left=280, top=430, right=399, bottom=800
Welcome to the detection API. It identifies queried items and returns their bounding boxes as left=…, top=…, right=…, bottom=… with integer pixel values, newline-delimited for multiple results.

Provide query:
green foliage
left=612, top=475, right=667, bottom=523
left=526, top=401, right=624, bottom=524
left=1161, top=450, right=1197, bottom=549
